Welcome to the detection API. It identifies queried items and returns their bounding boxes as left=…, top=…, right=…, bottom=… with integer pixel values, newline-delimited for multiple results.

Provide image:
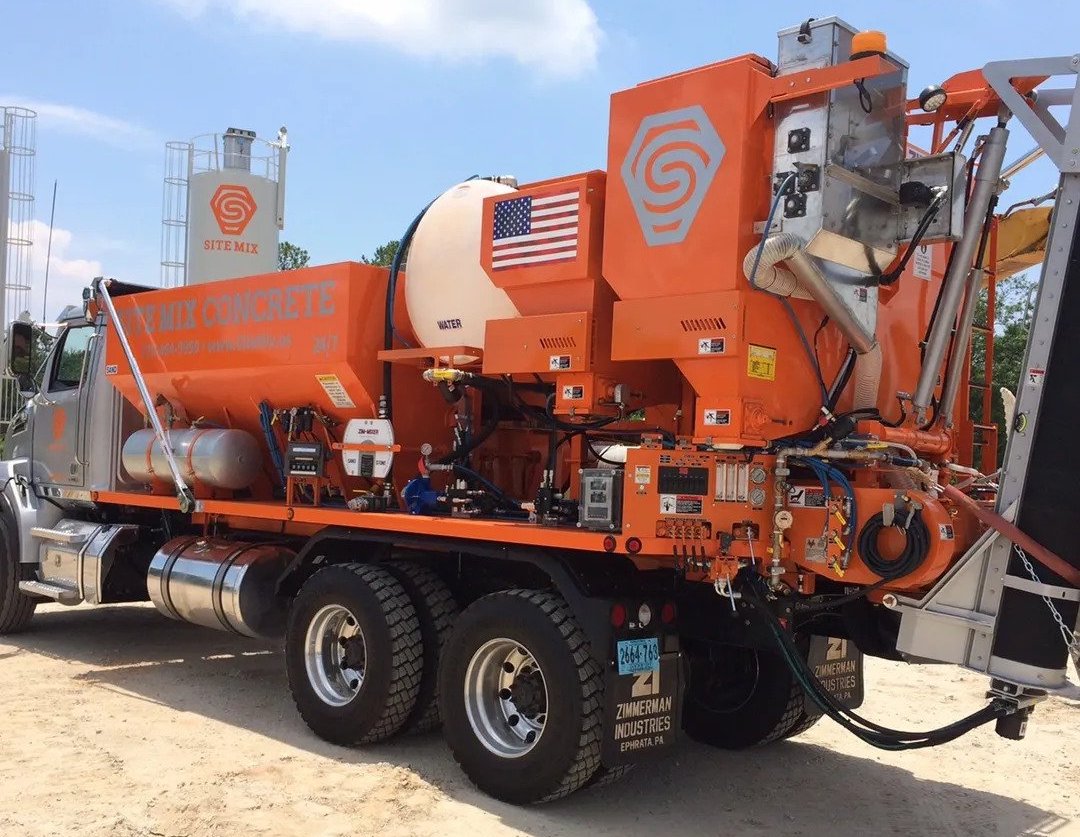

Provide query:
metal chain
left=1014, top=545, right=1080, bottom=663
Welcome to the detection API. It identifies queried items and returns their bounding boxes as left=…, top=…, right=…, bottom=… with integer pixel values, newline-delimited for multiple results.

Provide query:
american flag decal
left=491, top=189, right=580, bottom=270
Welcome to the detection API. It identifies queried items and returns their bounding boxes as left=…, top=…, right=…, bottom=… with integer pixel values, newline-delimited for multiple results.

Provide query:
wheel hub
left=304, top=604, right=367, bottom=706
left=464, top=638, right=549, bottom=758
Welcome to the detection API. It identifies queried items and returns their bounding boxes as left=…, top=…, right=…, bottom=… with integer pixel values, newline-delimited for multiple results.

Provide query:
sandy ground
left=0, top=603, right=1077, bottom=837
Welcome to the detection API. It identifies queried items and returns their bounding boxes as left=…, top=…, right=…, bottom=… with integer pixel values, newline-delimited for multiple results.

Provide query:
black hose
left=741, top=573, right=1010, bottom=750
left=826, top=347, right=857, bottom=411
left=857, top=507, right=931, bottom=581
left=880, top=192, right=945, bottom=286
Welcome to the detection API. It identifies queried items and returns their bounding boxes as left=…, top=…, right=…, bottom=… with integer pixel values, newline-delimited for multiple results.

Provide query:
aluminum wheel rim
left=304, top=604, right=366, bottom=707
left=464, top=638, right=549, bottom=758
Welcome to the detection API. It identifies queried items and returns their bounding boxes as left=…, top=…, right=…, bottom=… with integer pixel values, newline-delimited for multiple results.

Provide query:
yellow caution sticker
left=747, top=344, right=777, bottom=381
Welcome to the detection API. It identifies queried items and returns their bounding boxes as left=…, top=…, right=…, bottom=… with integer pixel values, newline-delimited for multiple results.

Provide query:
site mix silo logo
left=205, top=184, right=260, bottom=254
left=621, top=105, right=724, bottom=246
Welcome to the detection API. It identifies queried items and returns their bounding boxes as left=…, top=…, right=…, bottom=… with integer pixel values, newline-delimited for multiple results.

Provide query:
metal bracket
left=983, top=55, right=1080, bottom=171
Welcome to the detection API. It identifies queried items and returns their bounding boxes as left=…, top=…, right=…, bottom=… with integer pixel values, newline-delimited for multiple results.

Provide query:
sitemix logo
left=204, top=183, right=260, bottom=254
left=621, top=105, right=724, bottom=246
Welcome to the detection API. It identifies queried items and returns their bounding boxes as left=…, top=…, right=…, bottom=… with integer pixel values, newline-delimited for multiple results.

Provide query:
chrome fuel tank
left=147, top=537, right=294, bottom=638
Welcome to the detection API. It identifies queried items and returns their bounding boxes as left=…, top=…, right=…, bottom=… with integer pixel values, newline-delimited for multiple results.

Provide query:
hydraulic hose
left=742, top=572, right=1012, bottom=750
left=857, top=507, right=931, bottom=581
left=381, top=200, right=435, bottom=421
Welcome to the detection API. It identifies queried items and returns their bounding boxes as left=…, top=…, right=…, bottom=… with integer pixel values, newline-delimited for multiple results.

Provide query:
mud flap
left=601, top=647, right=683, bottom=766
left=806, top=635, right=864, bottom=709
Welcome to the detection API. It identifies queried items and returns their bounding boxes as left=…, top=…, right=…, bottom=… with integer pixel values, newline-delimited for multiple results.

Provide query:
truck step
left=18, top=579, right=81, bottom=604
left=31, top=525, right=93, bottom=545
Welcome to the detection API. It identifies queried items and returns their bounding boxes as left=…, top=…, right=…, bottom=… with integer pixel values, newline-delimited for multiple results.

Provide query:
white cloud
left=0, top=98, right=158, bottom=150
left=5, top=219, right=102, bottom=321
left=159, top=0, right=602, bottom=77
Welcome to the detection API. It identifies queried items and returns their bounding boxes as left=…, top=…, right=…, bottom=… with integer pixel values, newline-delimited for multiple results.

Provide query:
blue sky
left=1, top=0, right=1074, bottom=319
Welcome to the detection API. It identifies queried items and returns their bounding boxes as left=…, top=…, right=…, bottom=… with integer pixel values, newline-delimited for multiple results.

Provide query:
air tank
left=122, top=427, right=263, bottom=490
left=405, top=179, right=522, bottom=361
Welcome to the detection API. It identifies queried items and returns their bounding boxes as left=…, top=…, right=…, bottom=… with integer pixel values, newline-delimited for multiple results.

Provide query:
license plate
left=806, top=636, right=864, bottom=709
left=616, top=637, right=660, bottom=675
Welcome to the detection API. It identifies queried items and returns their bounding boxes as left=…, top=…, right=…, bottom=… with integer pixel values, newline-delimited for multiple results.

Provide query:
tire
left=438, top=589, right=604, bottom=804
left=583, top=764, right=634, bottom=791
left=681, top=642, right=818, bottom=749
left=385, top=561, right=458, bottom=734
left=0, top=513, right=35, bottom=635
left=285, top=563, right=422, bottom=745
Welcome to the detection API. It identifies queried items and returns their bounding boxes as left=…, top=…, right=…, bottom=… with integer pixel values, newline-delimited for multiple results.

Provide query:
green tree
left=971, top=271, right=1037, bottom=465
left=278, top=241, right=310, bottom=271
left=361, top=240, right=401, bottom=267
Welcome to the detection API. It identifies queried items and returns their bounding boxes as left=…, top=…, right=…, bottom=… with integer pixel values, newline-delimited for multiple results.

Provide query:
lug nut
left=507, top=714, right=520, bottom=726
left=499, top=688, right=512, bottom=700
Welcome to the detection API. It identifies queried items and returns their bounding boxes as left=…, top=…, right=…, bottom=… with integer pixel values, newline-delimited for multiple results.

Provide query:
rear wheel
left=385, top=560, right=458, bottom=734
left=285, top=563, right=422, bottom=745
left=438, top=589, right=604, bottom=804
left=0, top=514, right=35, bottom=635
left=682, top=642, right=819, bottom=748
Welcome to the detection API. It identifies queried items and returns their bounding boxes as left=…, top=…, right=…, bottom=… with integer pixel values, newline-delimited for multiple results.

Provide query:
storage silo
left=161, top=127, right=288, bottom=286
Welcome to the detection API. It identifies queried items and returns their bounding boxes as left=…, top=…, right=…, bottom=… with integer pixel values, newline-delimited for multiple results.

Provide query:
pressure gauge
left=749, top=466, right=768, bottom=485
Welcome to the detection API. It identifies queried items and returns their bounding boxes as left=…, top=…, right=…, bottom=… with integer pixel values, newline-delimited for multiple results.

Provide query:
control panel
left=579, top=468, right=623, bottom=531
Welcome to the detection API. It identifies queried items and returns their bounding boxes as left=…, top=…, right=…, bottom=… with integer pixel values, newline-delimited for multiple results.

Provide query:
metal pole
left=939, top=266, right=984, bottom=425
left=94, top=277, right=194, bottom=512
left=1001, top=146, right=1045, bottom=182
left=0, top=112, right=11, bottom=335
left=913, top=121, right=1010, bottom=420
left=41, top=179, right=56, bottom=321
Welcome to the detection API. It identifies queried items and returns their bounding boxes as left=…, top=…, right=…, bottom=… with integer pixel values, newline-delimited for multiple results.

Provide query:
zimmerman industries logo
left=205, top=183, right=260, bottom=254
left=621, top=105, right=724, bottom=246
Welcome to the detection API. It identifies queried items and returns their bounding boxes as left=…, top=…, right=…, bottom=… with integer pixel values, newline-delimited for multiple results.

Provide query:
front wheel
left=0, top=513, right=35, bottom=635
left=285, top=563, right=422, bottom=745
left=438, top=590, right=604, bottom=804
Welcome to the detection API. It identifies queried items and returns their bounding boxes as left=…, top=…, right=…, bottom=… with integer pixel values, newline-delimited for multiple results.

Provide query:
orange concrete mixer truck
left=1, top=16, right=1078, bottom=804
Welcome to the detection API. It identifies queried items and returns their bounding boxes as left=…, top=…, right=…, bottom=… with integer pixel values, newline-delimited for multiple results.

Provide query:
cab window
left=48, top=326, right=93, bottom=392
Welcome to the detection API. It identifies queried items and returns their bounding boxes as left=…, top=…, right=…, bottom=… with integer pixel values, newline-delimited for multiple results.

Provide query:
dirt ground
left=0, top=603, right=1076, bottom=837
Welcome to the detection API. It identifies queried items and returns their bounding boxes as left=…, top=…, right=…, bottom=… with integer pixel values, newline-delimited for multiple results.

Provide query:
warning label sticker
left=912, top=244, right=933, bottom=280
left=1026, top=367, right=1045, bottom=388
left=703, top=409, right=731, bottom=426
left=805, top=536, right=828, bottom=563
left=634, top=466, right=652, bottom=485
left=549, top=354, right=571, bottom=370
left=697, top=337, right=726, bottom=355
left=939, top=524, right=955, bottom=541
left=562, top=385, right=584, bottom=401
left=659, top=494, right=703, bottom=515
left=788, top=485, right=826, bottom=508
left=315, top=374, right=356, bottom=409
left=747, top=344, right=777, bottom=381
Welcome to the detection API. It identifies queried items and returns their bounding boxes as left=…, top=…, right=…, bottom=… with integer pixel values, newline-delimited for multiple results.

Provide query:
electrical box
left=579, top=468, right=623, bottom=531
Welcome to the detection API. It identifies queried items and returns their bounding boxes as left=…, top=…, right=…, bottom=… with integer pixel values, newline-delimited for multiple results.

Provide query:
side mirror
left=6, top=321, right=38, bottom=397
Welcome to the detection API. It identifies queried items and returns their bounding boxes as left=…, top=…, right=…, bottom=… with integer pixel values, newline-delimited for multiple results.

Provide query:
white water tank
left=405, top=180, right=521, bottom=361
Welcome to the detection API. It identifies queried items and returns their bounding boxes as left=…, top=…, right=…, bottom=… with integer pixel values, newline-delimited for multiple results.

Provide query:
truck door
left=33, top=322, right=96, bottom=490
